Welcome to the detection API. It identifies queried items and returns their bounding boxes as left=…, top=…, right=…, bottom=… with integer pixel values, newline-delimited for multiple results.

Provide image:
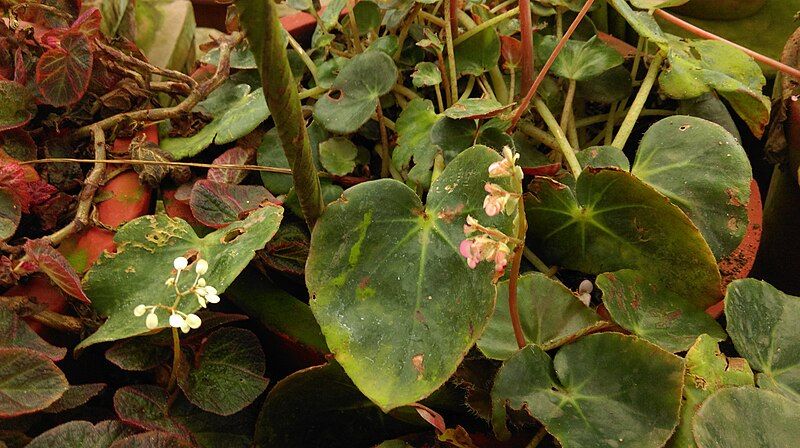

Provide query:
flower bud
left=206, top=294, right=221, bottom=304
left=173, top=256, right=188, bottom=270
left=145, top=313, right=159, bottom=329
left=185, top=314, right=202, bottom=329
left=195, top=259, right=208, bottom=275
left=169, top=313, right=185, bottom=328
left=134, top=304, right=147, bottom=317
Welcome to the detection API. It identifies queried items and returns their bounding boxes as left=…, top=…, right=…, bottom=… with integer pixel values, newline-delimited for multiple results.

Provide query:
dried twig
left=0, top=296, right=83, bottom=333
left=72, top=33, right=243, bottom=140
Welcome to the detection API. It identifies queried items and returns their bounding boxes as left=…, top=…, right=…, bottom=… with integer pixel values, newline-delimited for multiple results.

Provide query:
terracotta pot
left=192, top=0, right=318, bottom=42
left=671, top=0, right=767, bottom=21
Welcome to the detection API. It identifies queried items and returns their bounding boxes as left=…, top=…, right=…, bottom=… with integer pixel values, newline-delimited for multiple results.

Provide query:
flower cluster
left=132, top=255, right=221, bottom=333
left=459, top=147, right=523, bottom=278
left=460, top=216, right=513, bottom=277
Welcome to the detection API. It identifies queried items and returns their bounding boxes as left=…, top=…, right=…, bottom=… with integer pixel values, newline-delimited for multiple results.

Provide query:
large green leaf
left=692, top=387, right=800, bottom=448
left=525, top=169, right=724, bottom=351
left=477, top=272, right=603, bottom=360
left=725, top=279, right=800, bottom=402
left=659, top=40, right=770, bottom=137
left=27, top=421, right=131, bottom=448
left=254, top=362, right=415, bottom=448
left=670, top=334, right=754, bottom=448
left=491, top=333, right=684, bottom=446
left=313, top=52, right=398, bottom=134
left=306, top=145, right=515, bottom=410
left=0, top=347, right=68, bottom=417
left=77, top=206, right=283, bottom=350
left=607, top=0, right=670, bottom=46
left=454, top=27, right=500, bottom=76
left=161, top=85, right=270, bottom=159
left=632, top=116, right=751, bottom=260
left=178, top=327, right=269, bottom=416
left=536, top=36, right=624, bottom=81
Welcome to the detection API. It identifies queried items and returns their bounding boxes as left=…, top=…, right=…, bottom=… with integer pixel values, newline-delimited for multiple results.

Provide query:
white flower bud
left=169, top=313, right=185, bottom=328
left=579, top=292, right=591, bottom=307
left=579, top=279, right=594, bottom=294
left=181, top=323, right=190, bottom=333
left=145, top=313, right=159, bottom=329
left=134, top=304, right=147, bottom=316
left=206, top=293, right=220, bottom=304
left=196, top=295, right=207, bottom=308
left=195, top=259, right=208, bottom=275
left=197, top=278, right=206, bottom=287
left=173, top=256, right=188, bottom=270
left=185, top=314, right=202, bottom=329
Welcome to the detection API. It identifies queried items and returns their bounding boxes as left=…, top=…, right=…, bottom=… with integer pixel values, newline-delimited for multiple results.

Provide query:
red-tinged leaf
left=110, top=431, right=194, bottom=448
left=0, top=305, right=67, bottom=361
left=113, top=385, right=192, bottom=439
left=69, top=8, right=101, bottom=39
left=412, top=403, right=446, bottom=433
left=17, top=0, right=79, bottom=29
left=500, top=36, right=522, bottom=69
left=43, top=383, right=106, bottom=413
left=208, top=147, right=256, bottom=184
left=189, top=180, right=272, bottom=229
left=24, top=239, right=91, bottom=303
left=26, top=420, right=133, bottom=448
left=522, top=163, right=562, bottom=177
left=36, top=32, right=93, bottom=107
left=0, top=80, right=35, bottom=131
left=0, top=347, right=68, bottom=418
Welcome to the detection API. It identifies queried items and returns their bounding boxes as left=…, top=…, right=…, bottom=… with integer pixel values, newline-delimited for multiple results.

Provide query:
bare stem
left=508, top=197, right=528, bottom=350
left=167, top=327, right=181, bottom=392
left=519, top=0, right=534, bottom=94
left=444, top=0, right=460, bottom=103
left=611, top=52, right=664, bottom=149
left=534, top=97, right=582, bottom=178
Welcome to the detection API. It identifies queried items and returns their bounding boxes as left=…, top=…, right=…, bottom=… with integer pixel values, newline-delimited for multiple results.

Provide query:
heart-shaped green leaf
left=670, top=334, right=753, bottom=448
left=491, top=333, right=684, bottom=446
left=0, top=347, right=68, bottom=417
left=525, top=169, right=724, bottom=351
left=537, top=36, right=624, bottom=81
left=254, top=362, right=415, bottom=448
left=26, top=420, right=133, bottom=448
left=77, top=206, right=283, bottom=351
left=35, top=33, right=93, bottom=107
left=307, top=145, right=515, bottom=410
left=411, top=62, right=442, bottom=88
left=189, top=180, right=271, bottom=229
left=454, top=27, right=500, bottom=76
left=161, top=84, right=270, bottom=159
left=319, top=137, right=358, bottom=175
left=0, top=80, right=35, bottom=132
left=392, top=98, right=441, bottom=189
left=659, top=40, right=770, bottom=137
left=313, top=51, right=398, bottom=134
left=477, top=272, right=603, bottom=360
left=725, top=279, right=800, bottom=402
left=257, top=123, right=326, bottom=195
left=178, top=327, right=269, bottom=416
left=576, top=65, right=633, bottom=104
left=632, top=116, right=751, bottom=260
left=692, top=387, right=800, bottom=448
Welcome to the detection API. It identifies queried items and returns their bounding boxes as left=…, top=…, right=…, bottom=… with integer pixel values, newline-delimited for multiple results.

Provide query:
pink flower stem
left=508, top=197, right=528, bottom=349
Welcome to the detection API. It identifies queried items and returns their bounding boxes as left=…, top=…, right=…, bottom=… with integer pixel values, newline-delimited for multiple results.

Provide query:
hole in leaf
left=222, top=228, right=245, bottom=243
left=328, top=89, right=343, bottom=100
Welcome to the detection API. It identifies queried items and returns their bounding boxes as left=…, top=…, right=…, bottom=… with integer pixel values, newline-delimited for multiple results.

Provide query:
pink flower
left=493, top=244, right=510, bottom=272
left=463, top=215, right=480, bottom=235
left=460, top=239, right=480, bottom=269
left=483, top=183, right=511, bottom=217
left=488, top=147, right=520, bottom=178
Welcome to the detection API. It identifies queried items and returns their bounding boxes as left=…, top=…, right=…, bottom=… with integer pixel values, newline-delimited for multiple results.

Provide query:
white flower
left=145, top=312, right=159, bottom=330
left=206, top=293, right=221, bottom=304
left=181, top=323, right=190, bottom=333
left=196, top=294, right=207, bottom=308
left=204, top=286, right=217, bottom=296
left=133, top=304, right=147, bottom=317
left=169, top=312, right=186, bottom=328
left=195, top=286, right=207, bottom=296
left=173, top=256, right=188, bottom=271
left=195, top=259, right=208, bottom=275
left=185, top=313, right=202, bottom=329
